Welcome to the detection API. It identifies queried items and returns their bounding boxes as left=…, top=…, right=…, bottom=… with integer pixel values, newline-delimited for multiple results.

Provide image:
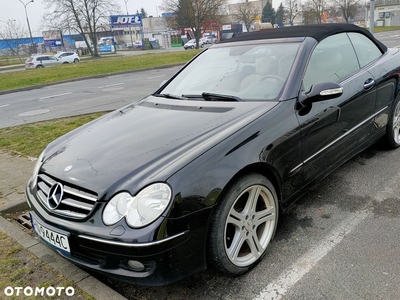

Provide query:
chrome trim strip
left=78, top=231, right=189, bottom=248
left=63, top=186, right=97, bottom=202
left=39, top=174, right=55, bottom=186
left=289, top=162, right=304, bottom=174
left=303, top=106, right=388, bottom=164
left=57, top=210, right=87, bottom=218
left=62, top=199, right=93, bottom=211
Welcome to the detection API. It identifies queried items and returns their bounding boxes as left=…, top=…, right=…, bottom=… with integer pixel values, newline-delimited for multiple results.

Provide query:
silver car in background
left=25, top=55, right=63, bottom=69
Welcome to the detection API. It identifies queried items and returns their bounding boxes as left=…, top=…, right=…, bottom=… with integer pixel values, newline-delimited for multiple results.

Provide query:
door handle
left=363, top=78, right=375, bottom=90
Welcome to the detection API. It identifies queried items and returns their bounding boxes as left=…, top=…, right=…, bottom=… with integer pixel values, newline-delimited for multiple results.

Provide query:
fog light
left=127, top=260, right=145, bottom=271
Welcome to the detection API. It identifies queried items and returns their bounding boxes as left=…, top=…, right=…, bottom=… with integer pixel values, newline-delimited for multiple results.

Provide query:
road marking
left=147, top=75, right=165, bottom=79
left=0, top=104, right=10, bottom=108
left=254, top=210, right=370, bottom=300
left=254, top=167, right=400, bottom=300
left=39, top=92, right=72, bottom=100
left=97, top=83, right=123, bottom=88
left=19, top=109, right=50, bottom=117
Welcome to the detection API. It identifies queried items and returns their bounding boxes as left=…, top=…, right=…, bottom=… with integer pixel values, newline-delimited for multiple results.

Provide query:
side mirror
left=300, top=82, right=343, bottom=106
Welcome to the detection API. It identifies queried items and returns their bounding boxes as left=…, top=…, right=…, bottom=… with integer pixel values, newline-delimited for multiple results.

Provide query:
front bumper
left=26, top=183, right=211, bottom=286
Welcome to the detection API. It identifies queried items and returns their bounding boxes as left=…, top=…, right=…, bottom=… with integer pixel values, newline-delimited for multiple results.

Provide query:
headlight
left=102, top=183, right=171, bottom=228
left=31, top=150, right=45, bottom=189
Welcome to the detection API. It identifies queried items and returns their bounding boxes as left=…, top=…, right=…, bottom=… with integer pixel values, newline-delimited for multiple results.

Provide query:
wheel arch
left=217, top=162, right=283, bottom=208
left=206, top=162, right=281, bottom=273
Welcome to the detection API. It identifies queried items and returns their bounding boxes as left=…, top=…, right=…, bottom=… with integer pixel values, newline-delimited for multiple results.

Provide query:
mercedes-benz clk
left=26, top=24, right=400, bottom=286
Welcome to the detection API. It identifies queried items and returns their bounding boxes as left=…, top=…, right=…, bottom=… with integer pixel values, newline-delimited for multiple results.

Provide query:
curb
left=0, top=214, right=127, bottom=300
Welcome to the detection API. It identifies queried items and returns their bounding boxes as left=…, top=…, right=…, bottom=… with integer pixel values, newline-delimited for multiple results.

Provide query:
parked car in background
left=200, top=37, right=208, bottom=44
left=205, top=35, right=217, bottom=44
left=54, top=51, right=80, bottom=63
left=25, top=55, right=63, bottom=69
left=26, top=24, right=400, bottom=286
left=184, top=39, right=204, bottom=49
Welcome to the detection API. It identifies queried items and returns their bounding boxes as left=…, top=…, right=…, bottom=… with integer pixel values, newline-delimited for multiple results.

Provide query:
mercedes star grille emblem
left=47, top=182, right=64, bottom=210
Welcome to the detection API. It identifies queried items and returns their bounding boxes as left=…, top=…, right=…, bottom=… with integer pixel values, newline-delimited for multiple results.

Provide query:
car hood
left=41, top=96, right=278, bottom=198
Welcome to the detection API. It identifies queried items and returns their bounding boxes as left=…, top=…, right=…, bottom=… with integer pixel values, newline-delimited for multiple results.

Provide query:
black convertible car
left=26, top=24, right=400, bottom=285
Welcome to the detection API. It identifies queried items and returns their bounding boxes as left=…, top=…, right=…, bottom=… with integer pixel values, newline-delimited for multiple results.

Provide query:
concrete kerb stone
left=0, top=216, right=127, bottom=300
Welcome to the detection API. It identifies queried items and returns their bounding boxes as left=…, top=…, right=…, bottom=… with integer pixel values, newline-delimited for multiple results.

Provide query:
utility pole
left=124, top=0, right=135, bottom=50
left=19, top=0, right=35, bottom=53
left=369, top=0, right=375, bottom=34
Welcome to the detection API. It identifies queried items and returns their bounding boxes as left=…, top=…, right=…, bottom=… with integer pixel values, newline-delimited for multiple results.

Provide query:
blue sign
left=162, top=12, right=175, bottom=18
left=99, top=45, right=113, bottom=53
left=109, top=15, right=142, bottom=28
left=44, top=39, right=63, bottom=47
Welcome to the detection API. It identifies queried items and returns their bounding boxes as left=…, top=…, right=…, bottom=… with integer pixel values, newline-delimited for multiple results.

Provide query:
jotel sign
left=110, top=15, right=142, bottom=28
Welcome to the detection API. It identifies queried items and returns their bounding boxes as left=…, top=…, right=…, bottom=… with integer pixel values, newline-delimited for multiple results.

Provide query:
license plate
left=31, top=214, right=70, bottom=253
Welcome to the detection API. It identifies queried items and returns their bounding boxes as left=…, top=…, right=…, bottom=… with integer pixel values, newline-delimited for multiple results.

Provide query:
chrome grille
left=36, top=173, right=98, bottom=219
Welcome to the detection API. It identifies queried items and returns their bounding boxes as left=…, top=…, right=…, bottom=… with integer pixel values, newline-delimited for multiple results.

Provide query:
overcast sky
left=0, top=0, right=164, bottom=36
left=0, top=0, right=278, bottom=37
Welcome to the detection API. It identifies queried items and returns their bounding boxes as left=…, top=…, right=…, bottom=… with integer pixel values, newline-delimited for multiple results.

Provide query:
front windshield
left=160, top=41, right=300, bottom=101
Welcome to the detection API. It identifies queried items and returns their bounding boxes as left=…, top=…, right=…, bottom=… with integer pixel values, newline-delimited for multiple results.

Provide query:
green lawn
left=372, top=25, right=400, bottom=33
left=0, top=113, right=107, bottom=157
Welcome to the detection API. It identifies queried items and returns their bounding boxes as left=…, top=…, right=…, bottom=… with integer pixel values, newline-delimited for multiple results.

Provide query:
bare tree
left=0, top=20, right=29, bottom=60
left=161, top=0, right=227, bottom=49
left=232, top=0, right=260, bottom=32
left=41, top=0, right=120, bottom=57
left=329, top=0, right=363, bottom=23
left=302, top=0, right=326, bottom=24
left=284, top=0, right=301, bottom=25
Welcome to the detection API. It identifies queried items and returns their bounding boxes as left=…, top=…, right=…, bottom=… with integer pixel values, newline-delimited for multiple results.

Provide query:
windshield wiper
left=153, top=93, right=188, bottom=100
left=182, top=92, right=243, bottom=102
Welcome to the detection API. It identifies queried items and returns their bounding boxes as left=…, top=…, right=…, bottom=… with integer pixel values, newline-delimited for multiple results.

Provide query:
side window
left=348, top=33, right=382, bottom=68
left=303, top=33, right=359, bottom=92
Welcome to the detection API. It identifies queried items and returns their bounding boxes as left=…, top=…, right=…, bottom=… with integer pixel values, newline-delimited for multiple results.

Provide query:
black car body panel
left=26, top=24, right=400, bottom=285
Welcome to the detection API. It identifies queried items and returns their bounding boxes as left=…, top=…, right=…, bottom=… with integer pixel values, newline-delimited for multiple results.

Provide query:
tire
left=384, top=96, right=400, bottom=149
left=191, top=46, right=194, bottom=49
left=63, top=62, right=68, bottom=64
left=74, top=58, right=79, bottom=63
left=208, top=173, right=279, bottom=275
left=36, top=65, right=44, bottom=68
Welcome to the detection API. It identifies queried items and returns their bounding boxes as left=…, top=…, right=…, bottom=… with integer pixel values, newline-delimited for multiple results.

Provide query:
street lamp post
left=18, top=0, right=34, bottom=52
left=124, top=0, right=135, bottom=50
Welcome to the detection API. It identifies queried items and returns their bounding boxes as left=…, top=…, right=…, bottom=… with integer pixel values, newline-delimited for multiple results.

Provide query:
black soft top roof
left=223, top=24, right=387, bottom=53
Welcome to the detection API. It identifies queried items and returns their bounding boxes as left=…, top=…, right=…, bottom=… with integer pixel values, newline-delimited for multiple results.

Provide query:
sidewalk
left=0, top=151, right=126, bottom=300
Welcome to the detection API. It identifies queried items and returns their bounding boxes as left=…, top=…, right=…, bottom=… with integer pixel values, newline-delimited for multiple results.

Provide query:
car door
left=48, top=56, right=60, bottom=66
left=38, top=56, right=49, bottom=67
left=347, top=32, right=396, bottom=138
left=296, top=33, right=377, bottom=184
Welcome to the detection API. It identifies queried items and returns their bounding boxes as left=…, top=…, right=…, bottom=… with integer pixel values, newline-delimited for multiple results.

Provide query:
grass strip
left=0, top=112, right=107, bottom=158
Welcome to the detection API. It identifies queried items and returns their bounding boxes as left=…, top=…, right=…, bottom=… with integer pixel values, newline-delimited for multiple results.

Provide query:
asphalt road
left=1, top=31, right=400, bottom=299
left=0, top=66, right=181, bottom=128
